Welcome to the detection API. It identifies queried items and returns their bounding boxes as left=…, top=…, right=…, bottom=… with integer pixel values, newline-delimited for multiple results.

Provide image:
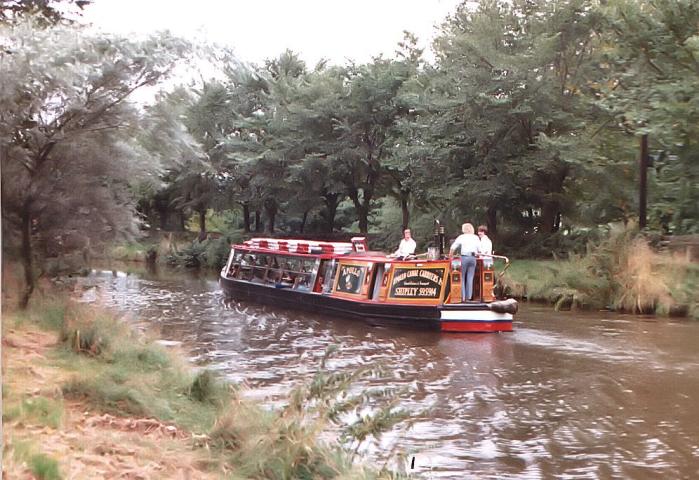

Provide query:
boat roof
left=233, top=238, right=450, bottom=264
left=241, top=238, right=355, bottom=255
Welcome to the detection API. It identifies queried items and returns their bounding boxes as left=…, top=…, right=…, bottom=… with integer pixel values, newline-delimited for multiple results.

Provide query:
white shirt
left=479, top=235, right=493, bottom=255
left=395, top=238, right=416, bottom=257
left=450, top=233, right=480, bottom=255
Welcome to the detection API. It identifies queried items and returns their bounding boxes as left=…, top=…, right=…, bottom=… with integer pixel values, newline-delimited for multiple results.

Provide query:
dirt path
left=2, top=326, right=223, bottom=479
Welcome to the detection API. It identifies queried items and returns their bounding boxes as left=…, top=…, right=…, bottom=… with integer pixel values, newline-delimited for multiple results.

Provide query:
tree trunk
left=156, top=206, right=168, bottom=230
left=267, top=212, right=276, bottom=234
left=197, top=209, right=207, bottom=242
left=322, top=192, right=340, bottom=233
left=19, top=206, right=34, bottom=310
left=540, top=202, right=558, bottom=234
left=300, top=210, right=309, bottom=233
left=349, top=189, right=371, bottom=234
left=264, top=198, right=277, bottom=234
left=179, top=211, right=186, bottom=231
left=400, top=193, right=409, bottom=231
left=639, top=134, right=649, bottom=229
left=255, top=211, right=262, bottom=232
left=553, top=212, right=562, bottom=232
left=242, top=202, right=251, bottom=233
left=486, top=206, right=497, bottom=239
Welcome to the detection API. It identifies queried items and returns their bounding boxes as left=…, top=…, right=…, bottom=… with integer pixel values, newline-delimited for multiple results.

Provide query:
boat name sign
left=335, top=264, right=367, bottom=294
left=390, top=268, right=445, bottom=299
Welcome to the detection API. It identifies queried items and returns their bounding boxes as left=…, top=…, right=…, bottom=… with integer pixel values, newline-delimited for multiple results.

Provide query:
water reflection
left=85, top=267, right=699, bottom=479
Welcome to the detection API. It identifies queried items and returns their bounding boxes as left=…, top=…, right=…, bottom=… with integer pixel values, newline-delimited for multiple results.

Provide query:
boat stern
left=439, top=302, right=516, bottom=333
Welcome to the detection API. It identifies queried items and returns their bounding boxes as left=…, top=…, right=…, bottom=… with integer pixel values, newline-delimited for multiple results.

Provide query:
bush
left=29, top=453, right=62, bottom=480
left=503, top=224, right=695, bottom=315
left=188, top=370, right=230, bottom=405
left=210, top=348, right=411, bottom=479
left=166, top=229, right=244, bottom=270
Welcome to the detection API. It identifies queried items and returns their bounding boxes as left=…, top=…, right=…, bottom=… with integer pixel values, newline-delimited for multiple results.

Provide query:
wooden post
left=639, top=134, right=649, bottom=229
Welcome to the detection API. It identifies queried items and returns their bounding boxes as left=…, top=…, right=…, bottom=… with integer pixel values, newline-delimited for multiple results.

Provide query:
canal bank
left=66, top=266, right=699, bottom=479
left=501, top=230, right=698, bottom=319
left=1, top=290, right=408, bottom=479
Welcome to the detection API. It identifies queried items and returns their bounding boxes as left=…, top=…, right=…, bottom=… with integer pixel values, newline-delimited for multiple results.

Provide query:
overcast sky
left=83, top=0, right=464, bottom=66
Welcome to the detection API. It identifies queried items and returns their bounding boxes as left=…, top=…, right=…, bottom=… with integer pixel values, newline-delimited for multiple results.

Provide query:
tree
left=425, top=0, right=602, bottom=236
left=0, top=0, right=90, bottom=26
left=334, top=58, right=414, bottom=233
left=0, top=20, right=189, bottom=307
left=137, top=87, right=204, bottom=231
left=596, top=0, right=699, bottom=233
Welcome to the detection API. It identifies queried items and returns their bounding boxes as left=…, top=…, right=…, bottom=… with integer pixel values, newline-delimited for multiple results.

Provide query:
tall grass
left=3, top=396, right=64, bottom=429
left=210, top=347, right=410, bottom=479
left=11, top=297, right=412, bottom=478
left=10, top=439, right=62, bottom=480
left=503, top=225, right=697, bottom=316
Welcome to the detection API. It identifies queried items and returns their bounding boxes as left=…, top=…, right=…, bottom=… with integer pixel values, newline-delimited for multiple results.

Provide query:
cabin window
left=237, top=253, right=255, bottom=280
left=322, top=260, right=337, bottom=293
left=291, top=258, right=314, bottom=291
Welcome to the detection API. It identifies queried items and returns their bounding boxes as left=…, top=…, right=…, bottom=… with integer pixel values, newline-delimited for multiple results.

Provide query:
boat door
left=370, top=263, right=385, bottom=299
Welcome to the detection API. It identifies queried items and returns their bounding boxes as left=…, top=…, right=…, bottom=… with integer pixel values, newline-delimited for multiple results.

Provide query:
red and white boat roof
left=243, top=238, right=357, bottom=255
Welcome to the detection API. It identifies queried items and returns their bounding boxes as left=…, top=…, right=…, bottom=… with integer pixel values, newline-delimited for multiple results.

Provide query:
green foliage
left=166, top=228, right=244, bottom=269
left=60, top=346, right=230, bottom=433
left=3, top=396, right=64, bottom=429
left=597, top=0, right=699, bottom=234
left=109, top=241, right=157, bottom=262
left=28, top=453, right=62, bottom=480
left=210, top=347, right=412, bottom=479
left=60, top=312, right=124, bottom=357
left=503, top=225, right=695, bottom=315
left=13, top=297, right=68, bottom=331
left=1, top=19, right=191, bottom=308
left=188, top=370, right=230, bottom=406
left=10, top=439, right=62, bottom=480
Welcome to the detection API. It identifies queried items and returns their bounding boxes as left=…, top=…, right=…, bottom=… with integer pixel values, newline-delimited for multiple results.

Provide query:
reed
left=503, top=225, right=697, bottom=316
left=210, top=348, right=410, bottom=479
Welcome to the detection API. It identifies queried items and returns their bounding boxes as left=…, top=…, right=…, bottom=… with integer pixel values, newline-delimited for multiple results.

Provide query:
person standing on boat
left=477, top=225, right=493, bottom=268
left=449, top=223, right=480, bottom=302
left=390, top=228, right=417, bottom=259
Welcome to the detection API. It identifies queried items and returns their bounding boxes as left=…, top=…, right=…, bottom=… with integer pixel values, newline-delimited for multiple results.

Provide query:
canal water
left=85, top=267, right=699, bottom=479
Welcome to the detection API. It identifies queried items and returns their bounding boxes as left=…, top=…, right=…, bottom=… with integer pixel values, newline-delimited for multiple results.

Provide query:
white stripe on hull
left=440, top=310, right=513, bottom=321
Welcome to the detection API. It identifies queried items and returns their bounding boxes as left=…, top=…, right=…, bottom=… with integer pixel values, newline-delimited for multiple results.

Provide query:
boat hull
left=220, top=276, right=513, bottom=333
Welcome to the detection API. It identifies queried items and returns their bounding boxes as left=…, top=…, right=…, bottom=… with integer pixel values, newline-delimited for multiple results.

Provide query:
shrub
left=3, top=396, right=64, bottom=429
left=29, top=453, right=62, bottom=480
left=210, top=348, right=411, bottom=479
left=166, top=228, right=244, bottom=270
left=503, top=224, right=695, bottom=315
left=188, top=370, right=230, bottom=405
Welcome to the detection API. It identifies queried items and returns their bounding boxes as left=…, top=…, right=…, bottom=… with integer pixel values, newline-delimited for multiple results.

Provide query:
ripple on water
left=85, top=268, right=699, bottom=480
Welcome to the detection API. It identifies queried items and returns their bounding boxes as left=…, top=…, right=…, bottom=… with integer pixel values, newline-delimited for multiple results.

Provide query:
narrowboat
left=219, top=236, right=518, bottom=333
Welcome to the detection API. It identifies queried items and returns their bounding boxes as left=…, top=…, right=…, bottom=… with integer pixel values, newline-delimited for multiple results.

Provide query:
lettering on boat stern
left=389, top=267, right=445, bottom=299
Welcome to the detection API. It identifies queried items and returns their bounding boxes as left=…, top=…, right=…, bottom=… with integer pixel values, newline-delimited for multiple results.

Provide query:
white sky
left=83, top=0, right=464, bottom=66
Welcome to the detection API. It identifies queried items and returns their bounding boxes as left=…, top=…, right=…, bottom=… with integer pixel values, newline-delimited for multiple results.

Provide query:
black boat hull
left=220, top=275, right=514, bottom=333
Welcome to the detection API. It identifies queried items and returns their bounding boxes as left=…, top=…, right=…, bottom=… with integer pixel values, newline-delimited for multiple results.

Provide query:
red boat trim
left=440, top=321, right=513, bottom=333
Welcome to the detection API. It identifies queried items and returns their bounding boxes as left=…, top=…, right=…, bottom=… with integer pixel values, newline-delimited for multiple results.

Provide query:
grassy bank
left=2, top=296, right=409, bottom=479
left=501, top=227, right=698, bottom=319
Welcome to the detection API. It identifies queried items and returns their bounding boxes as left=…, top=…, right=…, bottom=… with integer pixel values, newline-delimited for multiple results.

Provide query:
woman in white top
left=449, top=223, right=480, bottom=302
left=477, top=225, right=493, bottom=268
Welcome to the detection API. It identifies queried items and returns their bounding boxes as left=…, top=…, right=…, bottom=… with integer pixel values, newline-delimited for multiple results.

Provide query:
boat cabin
left=223, top=237, right=498, bottom=305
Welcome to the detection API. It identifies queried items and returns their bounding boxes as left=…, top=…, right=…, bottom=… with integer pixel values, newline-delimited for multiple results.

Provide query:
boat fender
left=489, top=298, right=519, bottom=315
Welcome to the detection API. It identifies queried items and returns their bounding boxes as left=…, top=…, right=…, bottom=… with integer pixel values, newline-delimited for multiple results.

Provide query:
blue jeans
left=461, top=255, right=477, bottom=302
